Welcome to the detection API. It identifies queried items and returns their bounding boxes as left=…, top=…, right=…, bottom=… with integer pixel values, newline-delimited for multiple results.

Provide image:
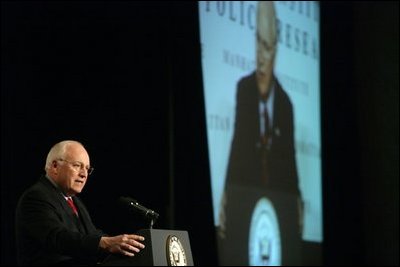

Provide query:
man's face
left=256, top=2, right=276, bottom=96
left=53, top=144, right=90, bottom=196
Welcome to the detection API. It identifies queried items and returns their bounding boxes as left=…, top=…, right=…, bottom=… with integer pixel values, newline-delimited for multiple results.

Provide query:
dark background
left=1, top=1, right=398, bottom=266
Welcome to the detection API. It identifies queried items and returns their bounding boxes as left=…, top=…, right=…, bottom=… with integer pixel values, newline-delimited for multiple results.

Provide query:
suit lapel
left=39, top=176, right=88, bottom=234
left=56, top=193, right=86, bottom=234
left=72, top=196, right=92, bottom=234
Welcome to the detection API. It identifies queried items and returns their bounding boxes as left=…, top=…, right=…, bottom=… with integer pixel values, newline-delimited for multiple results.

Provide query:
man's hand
left=99, top=234, right=145, bottom=257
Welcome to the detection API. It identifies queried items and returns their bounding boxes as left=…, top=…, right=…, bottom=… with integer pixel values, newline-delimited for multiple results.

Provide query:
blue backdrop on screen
left=198, top=1, right=321, bottom=265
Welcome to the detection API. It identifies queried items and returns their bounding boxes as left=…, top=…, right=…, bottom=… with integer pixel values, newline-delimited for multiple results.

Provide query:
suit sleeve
left=16, top=189, right=103, bottom=259
left=225, top=79, right=246, bottom=186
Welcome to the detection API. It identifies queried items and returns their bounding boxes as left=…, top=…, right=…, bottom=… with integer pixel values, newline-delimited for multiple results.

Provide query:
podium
left=101, top=229, right=194, bottom=266
left=218, top=185, right=302, bottom=265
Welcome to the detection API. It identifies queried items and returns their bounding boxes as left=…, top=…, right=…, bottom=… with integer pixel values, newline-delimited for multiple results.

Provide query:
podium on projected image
left=101, top=229, right=194, bottom=266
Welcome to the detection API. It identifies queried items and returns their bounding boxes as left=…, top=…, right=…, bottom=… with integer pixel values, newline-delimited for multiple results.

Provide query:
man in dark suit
left=218, top=2, right=303, bottom=265
left=224, top=75, right=299, bottom=193
left=15, top=140, right=145, bottom=266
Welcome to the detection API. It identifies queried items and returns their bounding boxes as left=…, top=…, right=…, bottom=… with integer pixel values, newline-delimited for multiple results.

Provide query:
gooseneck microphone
left=118, top=196, right=159, bottom=221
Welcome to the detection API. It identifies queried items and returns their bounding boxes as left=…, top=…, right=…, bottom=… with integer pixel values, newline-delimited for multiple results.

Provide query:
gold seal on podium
left=166, top=235, right=187, bottom=266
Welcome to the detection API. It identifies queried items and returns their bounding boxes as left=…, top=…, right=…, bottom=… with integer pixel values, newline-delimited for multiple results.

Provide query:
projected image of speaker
left=199, top=1, right=322, bottom=265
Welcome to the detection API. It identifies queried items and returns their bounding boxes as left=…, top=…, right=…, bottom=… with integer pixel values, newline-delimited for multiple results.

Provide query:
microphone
left=118, top=196, right=159, bottom=221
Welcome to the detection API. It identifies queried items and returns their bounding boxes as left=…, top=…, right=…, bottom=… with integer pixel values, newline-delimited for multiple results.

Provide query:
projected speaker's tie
left=261, top=100, right=270, bottom=185
left=66, top=197, right=79, bottom=217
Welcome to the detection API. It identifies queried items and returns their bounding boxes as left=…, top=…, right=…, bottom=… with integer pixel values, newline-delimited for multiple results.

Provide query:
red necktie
left=67, top=197, right=79, bottom=217
left=261, top=101, right=270, bottom=184
left=262, top=102, right=270, bottom=145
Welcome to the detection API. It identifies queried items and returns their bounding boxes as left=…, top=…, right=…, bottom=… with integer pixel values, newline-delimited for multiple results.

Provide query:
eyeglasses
left=256, top=32, right=276, bottom=55
left=57, top=159, right=94, bottom=175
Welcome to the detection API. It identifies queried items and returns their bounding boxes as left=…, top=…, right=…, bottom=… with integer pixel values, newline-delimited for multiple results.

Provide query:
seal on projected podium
left=248, top=197, right=281, bottom=266
left=166, top=235, right=187, bottom=266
